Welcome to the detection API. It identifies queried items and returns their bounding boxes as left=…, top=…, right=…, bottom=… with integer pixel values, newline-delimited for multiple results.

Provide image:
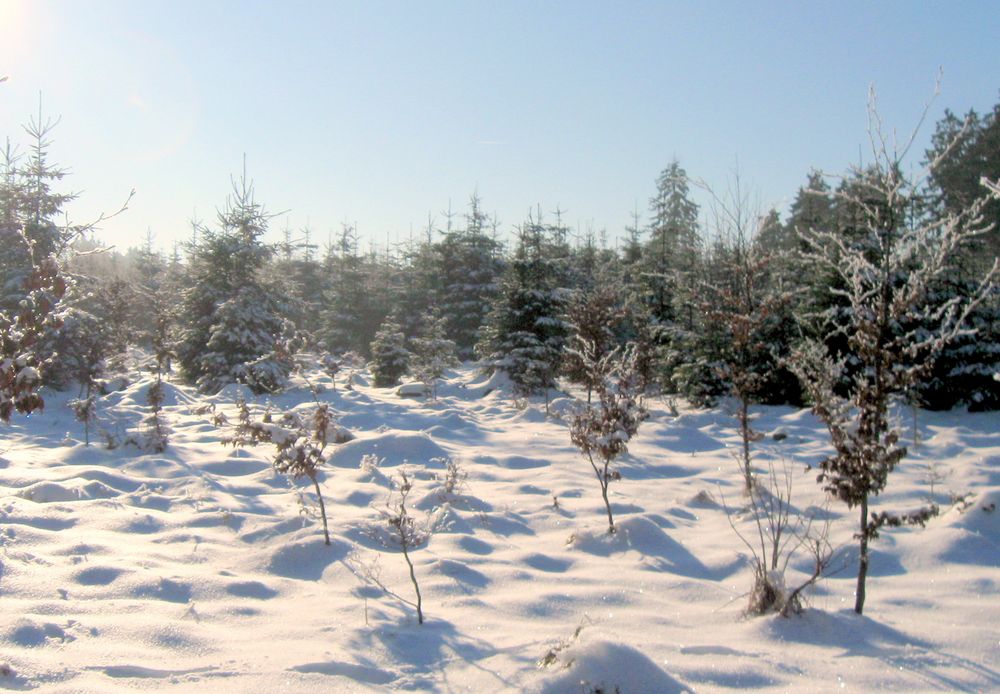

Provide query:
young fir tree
left=916, top=99, right=1000, bottom=410
left=91, top=276, right=137, bottom=365
left=1, top=110, right=126, bottom=420
left=677, top=177, right=801, bottom=411
left=477, top=209, right=571, bottom=400
left=370, top=313, right=410, bottom=388
left=321, top=223, right=384, bottom=356
left=790, top=94, right=999, bottom=615
left=410, top=305, right=458, bottom=398
left=176, top=171, right=292, bottom=394
left=434, top=194, right=504, bottom=360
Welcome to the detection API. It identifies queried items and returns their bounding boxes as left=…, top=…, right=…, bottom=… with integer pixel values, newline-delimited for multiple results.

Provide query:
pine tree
left=478, top=209, right=570, bottom=398
left=410, top=305, right=458, bottom=398
left=370, top=314, right=410, bottom=388
left=917, top=98, right=1000, bottom=409
left=321, top=223, right=384, bottom=356
left=0, top=112, right=82, bottom=416
left=435, top=194, right=504, bottom=359
left=176, top=170, right=292, bottom=393
left=641, top=160, right=701, bottom=327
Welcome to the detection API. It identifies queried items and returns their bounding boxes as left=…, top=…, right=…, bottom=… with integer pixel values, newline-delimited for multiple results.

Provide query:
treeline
left=3, top=95, right=999, bottom=410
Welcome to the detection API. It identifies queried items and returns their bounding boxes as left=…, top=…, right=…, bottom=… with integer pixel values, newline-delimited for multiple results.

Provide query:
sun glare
left=0, top=0, right=37, bottom=69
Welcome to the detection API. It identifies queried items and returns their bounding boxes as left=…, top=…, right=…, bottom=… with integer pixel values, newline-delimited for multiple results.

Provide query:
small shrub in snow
left=359, top=453, right=383, bottom=475
left=320, top=352, right=341, bottom=390
left=436, top=457, right=467, bottom=496
left=569, top=341, right=647, bottom=534
left=224, top=399, right=351, bottom=545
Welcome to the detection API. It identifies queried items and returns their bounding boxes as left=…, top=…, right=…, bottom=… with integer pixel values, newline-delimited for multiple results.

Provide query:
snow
left=0, top=363, right=997, bottom=691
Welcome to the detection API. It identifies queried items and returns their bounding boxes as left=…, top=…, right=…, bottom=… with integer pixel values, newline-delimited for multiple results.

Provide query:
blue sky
left=1, top=0, right=997, bottom=253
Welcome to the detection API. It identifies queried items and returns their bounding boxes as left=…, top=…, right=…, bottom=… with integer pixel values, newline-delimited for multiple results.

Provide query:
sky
left=1, top=0, right=998, bottom=255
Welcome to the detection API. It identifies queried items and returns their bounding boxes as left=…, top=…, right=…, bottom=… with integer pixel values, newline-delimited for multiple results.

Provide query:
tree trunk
left=402, top=543, right=423, bottom=624
left=855, top=495, right=869, bottom=614
left=601, top=460, right=615, bottom=534
left=311, top=475, right=331, bottom=546
left=739, top=397, right=752, bottom=492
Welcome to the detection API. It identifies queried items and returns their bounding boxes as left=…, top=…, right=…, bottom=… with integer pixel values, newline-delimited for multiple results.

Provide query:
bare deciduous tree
left=791, top=87, right=999, bottom=614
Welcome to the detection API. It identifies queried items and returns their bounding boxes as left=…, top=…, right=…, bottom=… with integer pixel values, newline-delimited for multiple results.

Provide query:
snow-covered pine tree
left=370, top=313, right=410, bottom=388
left=434, top=194, right=504, bottom=360
left=790, top=92, right=999, bottom=615
left=641, top=159, right=701, bottom=329
left=477, top=208, right=570, bottom=400
left=915, top=100, right=1000, bottom=410
left=320, top=223, right=385, bottom=356
left=0, top=112, right=95, bottom=415
left=176, top=170, right=292, bottom=394
left=410, top=305, right=458, bottom=399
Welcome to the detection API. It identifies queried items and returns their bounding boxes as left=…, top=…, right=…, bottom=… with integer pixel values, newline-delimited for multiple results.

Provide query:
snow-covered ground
left=0, top=363, right=997, bottom=692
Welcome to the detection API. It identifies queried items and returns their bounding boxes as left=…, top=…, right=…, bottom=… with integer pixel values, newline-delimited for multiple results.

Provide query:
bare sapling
left=141, top=298, right=174, bottom=452
left=68, top=333, right=106, bottom=447
left=320, top=352, right=341, bottom=390
left=385, top=471, right=427, bottom=624
left=723, top=458, right=836, bottom=616
left=790, top=86, right=999, bottom=614
left=569, top=340, right=648, bottom=534
left=694, top=170, right=797, bottom=494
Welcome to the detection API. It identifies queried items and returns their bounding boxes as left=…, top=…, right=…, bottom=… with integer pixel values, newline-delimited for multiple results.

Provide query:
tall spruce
left=641, top=160, right=701, bottom=328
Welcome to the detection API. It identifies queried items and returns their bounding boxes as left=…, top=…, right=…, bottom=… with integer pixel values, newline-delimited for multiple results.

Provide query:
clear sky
left=1, top=0, right=998, bottom=254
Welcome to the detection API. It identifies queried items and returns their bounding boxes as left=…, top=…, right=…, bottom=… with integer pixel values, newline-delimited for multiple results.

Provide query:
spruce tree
left=321, top=223, right=383, bottom=356
left=641, top=160, right=701, bottom=327
left=478, top=209, right=570, bottom=398
left=435, top=194, right=504, bottom=360
left=370, top=314, right=410, bottom=388
left=176, top=171, right=292, bottom=393
left=410, top=305, right=458, bottom=398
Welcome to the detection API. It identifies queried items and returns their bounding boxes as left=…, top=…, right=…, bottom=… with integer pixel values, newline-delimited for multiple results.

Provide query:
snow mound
left=214, top=382, right=256, bottom=402
left=396, top=382, right=428, bottom=398
left=568, top=515, right=669, bottom=556
left=108, top=378, right=197, bottom=409
left=530, top=636, right=691, bottom=694
left=947, top=489, right=1000, bottom=536
left=326, top=431, right=450, bottom=469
